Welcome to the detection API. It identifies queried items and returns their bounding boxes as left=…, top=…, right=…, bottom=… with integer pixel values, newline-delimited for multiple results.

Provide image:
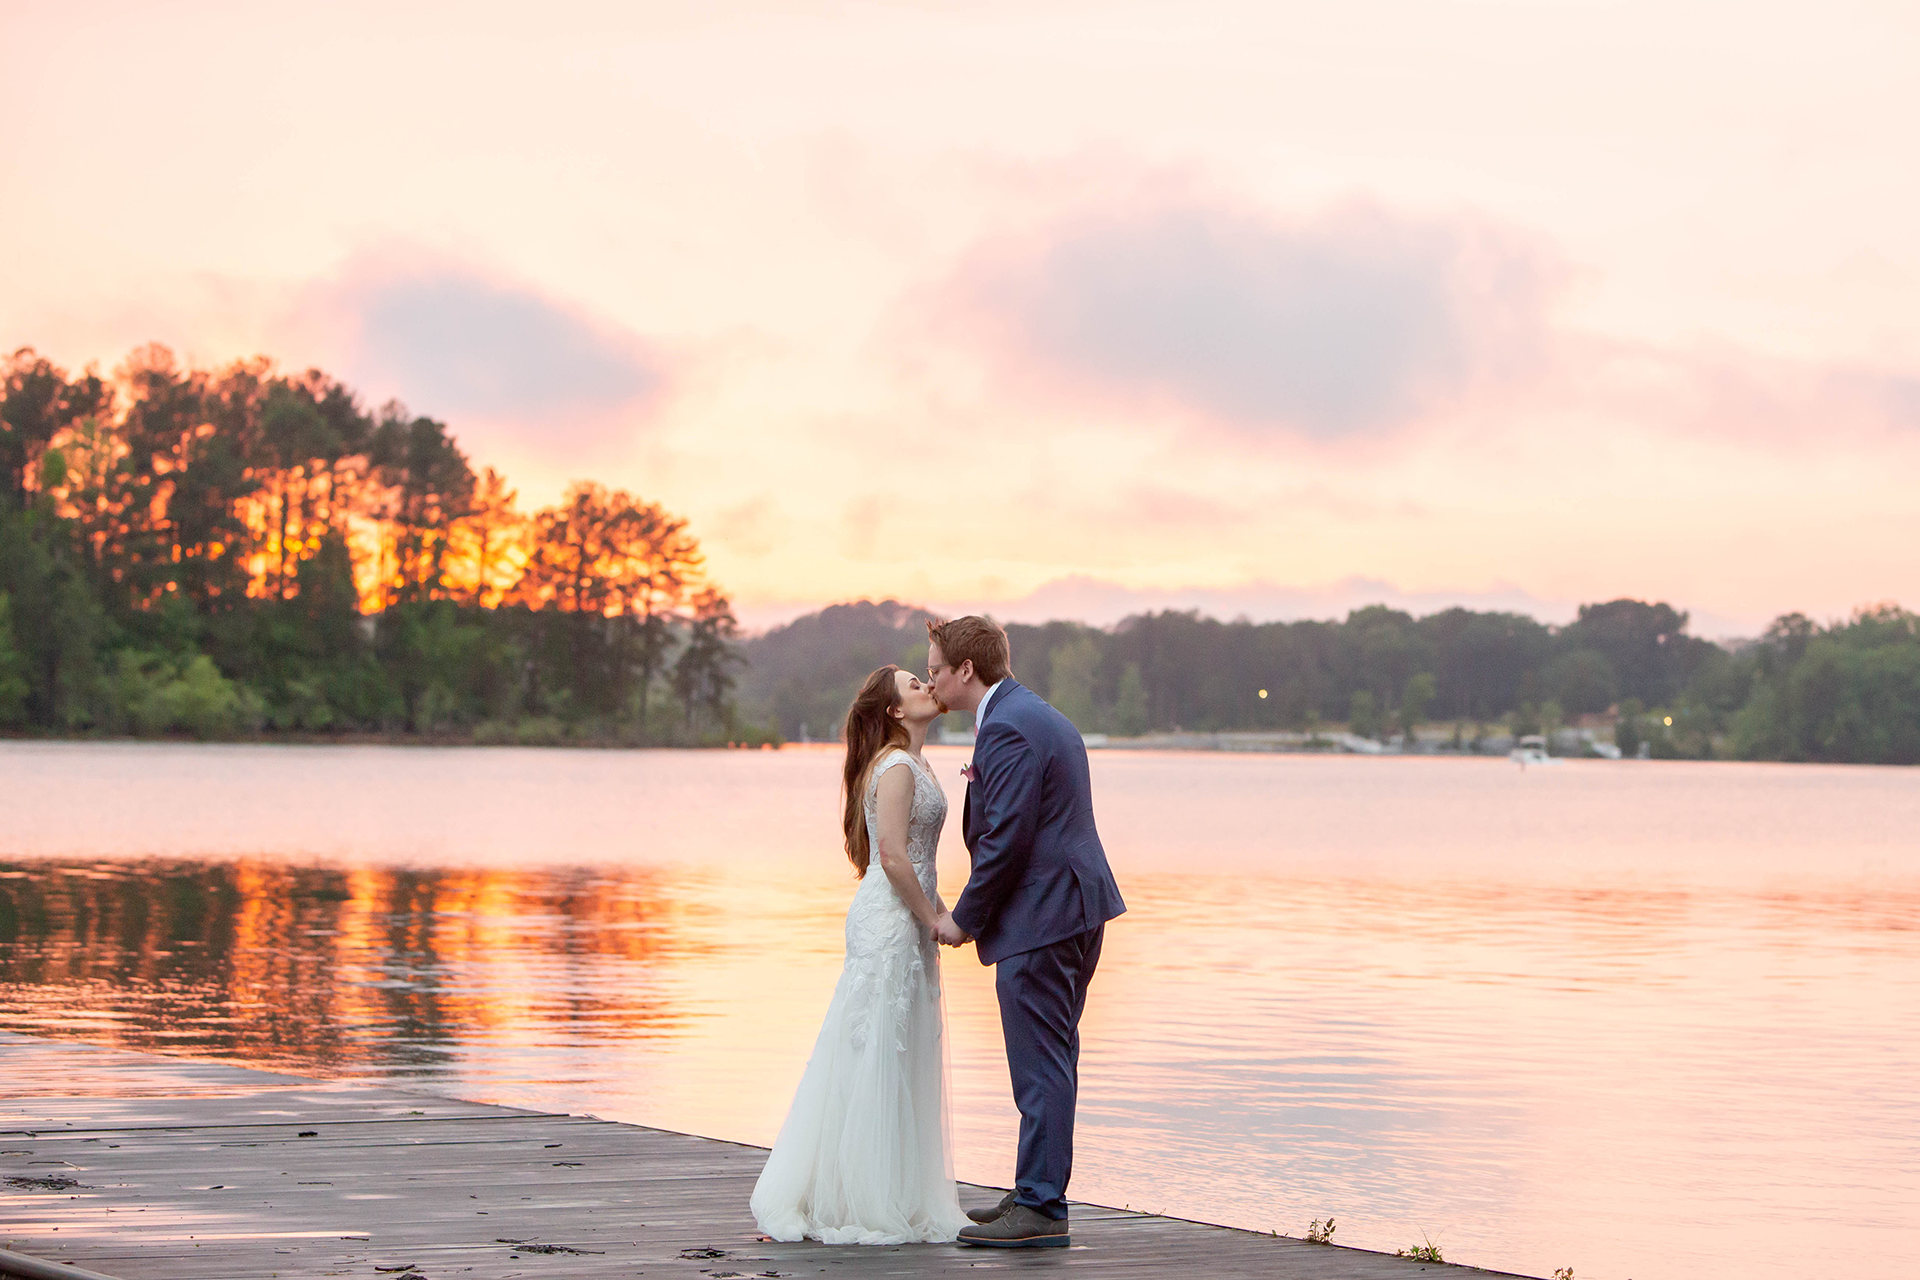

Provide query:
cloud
left=941, top=198, right=1558, bottom=438
left=1098, top=481, right=1428, bottom=529
left=838, top=493, right=888, bottom=560
left=1829, top=368, right=1920, bottom=428
left=299, top=252, right=667, bottom=430
left=1680, top=352, right=1920, bottom=441
left=709, top=494, right=783, bottom=558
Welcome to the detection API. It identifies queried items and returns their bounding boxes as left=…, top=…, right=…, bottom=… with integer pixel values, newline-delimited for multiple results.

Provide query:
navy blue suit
left=952, top=680, right=1125, bottom=1220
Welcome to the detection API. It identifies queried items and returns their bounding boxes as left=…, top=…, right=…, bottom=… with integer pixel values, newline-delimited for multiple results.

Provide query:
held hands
left=931, top=912, right=972, bottom=948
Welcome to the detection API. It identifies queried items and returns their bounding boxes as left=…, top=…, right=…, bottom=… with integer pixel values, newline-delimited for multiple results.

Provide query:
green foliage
left=0, top=345, right=746, bottom=746
left=5, top=349, right=1917, bottom=761
left=1304, top=1217, right=1336, bottom=1245
left=38, top=447, right=67, bottom=490
left=1401, top=671, right=1437, bottom=733
left=1047, top=635, right=1102, bottom=730
left=1661, top=698, right=1719, bottom=759
left=673, top=592, right=744, bottom=731
left=1560, top=599, right=1718, bottom=706
left=1542, top=647, right=1617, bottom=715
left=378, top=601, right=491, bottom=732
left=739, top=596, right=1915, bottom=761
left=1112, top=663, right=1149, bottom=737
left=0, top=592, right=29, bottom=725
left=736, top=600, right=938, bottom=741
left=2, top=350, right=111, bottom=504
left=367, top=406, right=475, bottom=607
left=0, top=499, right=108, bottom=729
left=104, top=651, right=261, bottom=738
left=1732, top=608, right=1920, bottom=764
left=1397, top=1235, right=1444, bottom=1262
left=1414, top=606, right=1554, bottom=719
left=1348, top=689, right=1381, bottom=739
left=1614, top=698, right=1646, bottom=758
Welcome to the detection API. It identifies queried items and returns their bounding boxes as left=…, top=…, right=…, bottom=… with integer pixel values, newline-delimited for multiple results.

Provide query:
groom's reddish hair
left=927, top=615, right=1010, bottom=686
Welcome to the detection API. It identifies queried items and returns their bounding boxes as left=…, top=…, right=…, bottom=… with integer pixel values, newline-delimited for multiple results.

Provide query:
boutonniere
left=960, top=762, right=977, bottom=783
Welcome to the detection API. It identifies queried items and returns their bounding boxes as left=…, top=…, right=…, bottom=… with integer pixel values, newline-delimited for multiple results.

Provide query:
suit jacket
left=952, top=680, right=1126, bottom=965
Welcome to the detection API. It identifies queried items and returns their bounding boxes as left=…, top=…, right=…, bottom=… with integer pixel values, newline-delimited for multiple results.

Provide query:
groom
left=927, top=616, right=1126, bottom=1249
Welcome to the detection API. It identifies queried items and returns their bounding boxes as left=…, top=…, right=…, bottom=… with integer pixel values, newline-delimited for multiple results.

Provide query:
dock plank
left=0, top=1033, right=1534, bottom=1279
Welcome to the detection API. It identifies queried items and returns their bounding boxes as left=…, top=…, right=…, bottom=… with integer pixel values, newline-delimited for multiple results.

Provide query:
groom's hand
left=932, top=912, right=971, bottom=947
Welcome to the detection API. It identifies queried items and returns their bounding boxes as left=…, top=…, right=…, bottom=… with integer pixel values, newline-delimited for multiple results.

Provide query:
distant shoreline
left=0, top=729, right=777, bottom=751
left=10, top=728, right=1896, bottom=765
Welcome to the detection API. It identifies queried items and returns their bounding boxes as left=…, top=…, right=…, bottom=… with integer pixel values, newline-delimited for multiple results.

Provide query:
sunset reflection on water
left=0, top=860, right=701, bottom=1071
left=2, top=741, right=1917, bottom=1280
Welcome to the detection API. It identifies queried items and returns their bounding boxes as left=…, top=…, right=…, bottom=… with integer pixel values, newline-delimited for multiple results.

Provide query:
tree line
left=0, top=344, right=748, bottom=743
left=737, top=597, right=1920, bottom=765
left=6, top=343, right=1913, bottom=763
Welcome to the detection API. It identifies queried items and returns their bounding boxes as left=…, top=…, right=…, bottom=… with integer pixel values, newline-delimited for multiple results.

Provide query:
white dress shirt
left=973, top=678, right=1006, bottom=733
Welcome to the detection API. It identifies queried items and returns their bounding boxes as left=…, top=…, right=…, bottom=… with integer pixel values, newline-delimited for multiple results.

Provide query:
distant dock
left=0, top=1032, right=1531, bottom=1279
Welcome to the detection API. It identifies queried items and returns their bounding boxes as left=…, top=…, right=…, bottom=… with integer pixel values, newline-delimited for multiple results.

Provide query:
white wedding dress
left=750, top=749, right=971, bottom=1244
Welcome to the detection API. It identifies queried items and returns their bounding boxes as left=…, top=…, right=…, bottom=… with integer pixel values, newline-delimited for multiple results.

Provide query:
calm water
left=2, top=742, right=1917, bottom=1280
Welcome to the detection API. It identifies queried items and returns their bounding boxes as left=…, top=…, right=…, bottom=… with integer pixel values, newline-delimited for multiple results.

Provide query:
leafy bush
left=106, top=651, right=261, bottom=738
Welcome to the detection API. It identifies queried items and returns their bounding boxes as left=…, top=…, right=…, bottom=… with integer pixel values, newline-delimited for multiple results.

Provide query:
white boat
left=1510, top=734, right=1560, bottom=767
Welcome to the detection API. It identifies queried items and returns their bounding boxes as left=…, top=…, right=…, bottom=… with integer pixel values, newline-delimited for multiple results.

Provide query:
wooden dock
left=0, top=1033, right=1532, bottom=1279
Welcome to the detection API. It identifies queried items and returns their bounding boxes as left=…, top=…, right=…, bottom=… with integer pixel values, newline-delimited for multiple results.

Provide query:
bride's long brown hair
left=842, top=665, right=910, bottom=877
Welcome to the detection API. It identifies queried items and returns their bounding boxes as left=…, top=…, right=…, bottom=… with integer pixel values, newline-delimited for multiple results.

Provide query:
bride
left=749, top=665, right=973, bottom=1245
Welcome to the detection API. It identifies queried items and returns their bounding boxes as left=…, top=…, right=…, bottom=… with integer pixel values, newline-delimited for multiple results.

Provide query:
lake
left=2, top=741, right=1916, bottom=1280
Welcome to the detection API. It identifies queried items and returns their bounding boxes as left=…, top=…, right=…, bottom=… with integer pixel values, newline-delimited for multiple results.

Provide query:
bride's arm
left=874, top=764, right=941, bottom=930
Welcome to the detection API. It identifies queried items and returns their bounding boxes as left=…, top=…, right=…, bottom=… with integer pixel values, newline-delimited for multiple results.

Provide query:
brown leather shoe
left=956, top=1204, right=1069, bottom=1248
left=966, top=1191, right=1017, bottom=1224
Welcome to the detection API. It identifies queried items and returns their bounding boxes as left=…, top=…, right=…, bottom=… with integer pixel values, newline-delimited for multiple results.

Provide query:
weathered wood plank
left=0, top=1034, right=1535, bottom=1280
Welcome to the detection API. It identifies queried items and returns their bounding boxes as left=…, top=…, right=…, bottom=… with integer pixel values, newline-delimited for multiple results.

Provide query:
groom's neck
left=950, top=683, right=988, bottom=714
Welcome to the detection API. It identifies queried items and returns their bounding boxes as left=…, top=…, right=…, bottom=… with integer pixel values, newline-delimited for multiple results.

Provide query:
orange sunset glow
left=4, top=1, right=1916, bottom=636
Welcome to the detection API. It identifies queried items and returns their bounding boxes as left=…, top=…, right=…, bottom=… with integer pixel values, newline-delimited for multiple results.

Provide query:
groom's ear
left=958, top=659, right=974, bottom=684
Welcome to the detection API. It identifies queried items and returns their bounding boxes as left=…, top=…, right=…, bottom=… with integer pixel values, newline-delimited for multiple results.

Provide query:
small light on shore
left=1258, top=689, right=1268, bottom=699
left=1664, top=716, right=1673, bottom=726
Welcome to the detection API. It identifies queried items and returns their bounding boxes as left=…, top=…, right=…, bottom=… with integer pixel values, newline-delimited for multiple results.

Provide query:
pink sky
left=4, top=0, right=1915, bottom=635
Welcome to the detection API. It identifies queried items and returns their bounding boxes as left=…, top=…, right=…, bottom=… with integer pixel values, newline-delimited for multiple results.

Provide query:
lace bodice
left=864, top=749, right=946, bottom=873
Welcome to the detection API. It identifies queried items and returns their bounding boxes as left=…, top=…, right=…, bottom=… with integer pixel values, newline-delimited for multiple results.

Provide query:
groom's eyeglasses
left=927, top=662, right=953, bottom=677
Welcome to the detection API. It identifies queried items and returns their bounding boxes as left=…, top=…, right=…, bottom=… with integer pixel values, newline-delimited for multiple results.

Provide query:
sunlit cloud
left=938, top=197, right=1558, bottom=438
left=293, top=250, right=669, bottom=445
left=5, top=0, right=1919, bottom=632
left=708, top=494, right=785, bottom=559
left=1584, top=339, right=1920, bottom=444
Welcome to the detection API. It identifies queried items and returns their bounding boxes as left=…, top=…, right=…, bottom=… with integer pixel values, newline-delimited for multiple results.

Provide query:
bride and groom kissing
left=751, top=615, right=1127, bottom=1249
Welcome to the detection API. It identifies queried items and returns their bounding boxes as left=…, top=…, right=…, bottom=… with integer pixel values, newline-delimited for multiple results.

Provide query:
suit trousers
left=995, top=923, right=1105, bottom=1220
